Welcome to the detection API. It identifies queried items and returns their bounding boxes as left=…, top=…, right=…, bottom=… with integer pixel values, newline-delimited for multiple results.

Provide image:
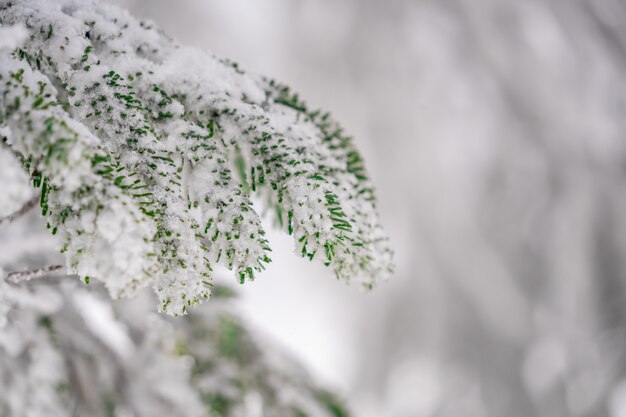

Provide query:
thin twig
left=0, top=195, right=39, bottom=227
left=5, top=264, right=65, bottom=284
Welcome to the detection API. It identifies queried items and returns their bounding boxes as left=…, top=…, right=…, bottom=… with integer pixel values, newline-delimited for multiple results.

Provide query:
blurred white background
left=107, top=1, right=626, bottom=416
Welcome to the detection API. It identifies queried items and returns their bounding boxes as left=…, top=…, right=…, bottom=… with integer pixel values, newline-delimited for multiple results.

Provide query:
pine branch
left=0, top=0, right=394, bottom=315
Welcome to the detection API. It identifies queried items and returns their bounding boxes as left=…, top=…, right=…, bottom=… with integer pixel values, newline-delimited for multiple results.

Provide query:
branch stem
left=0, top=195, right=39, bottom=227
left=5, top=264, right=65, bottom=284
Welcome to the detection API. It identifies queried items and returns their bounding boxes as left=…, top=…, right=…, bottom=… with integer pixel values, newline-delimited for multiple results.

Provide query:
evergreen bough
left=0, top=0, right=393, bottom=316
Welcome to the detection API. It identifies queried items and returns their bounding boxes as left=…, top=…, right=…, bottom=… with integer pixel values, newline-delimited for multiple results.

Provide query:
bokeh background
left=107, top=1, right=626, bottom=416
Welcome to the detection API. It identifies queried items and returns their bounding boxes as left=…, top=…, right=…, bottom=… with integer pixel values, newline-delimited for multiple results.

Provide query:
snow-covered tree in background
left=0, top=0, right=393, bottom=415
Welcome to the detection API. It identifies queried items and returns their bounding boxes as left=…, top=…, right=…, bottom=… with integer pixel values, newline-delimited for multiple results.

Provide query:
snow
left=0, top=24, right=27, bottom=50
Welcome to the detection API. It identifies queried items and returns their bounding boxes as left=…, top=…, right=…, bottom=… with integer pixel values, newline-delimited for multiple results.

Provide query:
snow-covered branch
left=0, top=0, right=393, bottom=315
left=5, top=264, right=64, bottom=284
left=0, top=1, right=389, bottom=415
left=0, top=281, right=352, bottom=417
